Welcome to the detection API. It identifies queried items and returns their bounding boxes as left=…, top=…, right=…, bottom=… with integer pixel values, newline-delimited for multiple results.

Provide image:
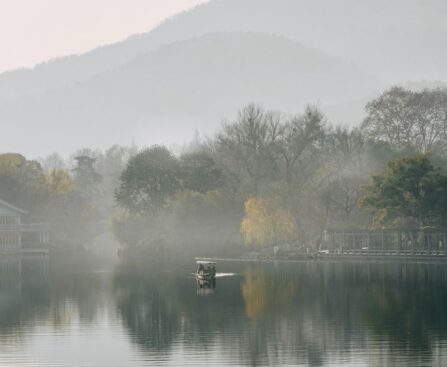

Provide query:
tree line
left=1, top=86, right=446, bottom=256
left=112, top=86, right=447, bottom=257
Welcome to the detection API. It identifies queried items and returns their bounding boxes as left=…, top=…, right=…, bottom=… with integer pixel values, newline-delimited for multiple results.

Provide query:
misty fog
left=1, top=1, right=447, bottom=366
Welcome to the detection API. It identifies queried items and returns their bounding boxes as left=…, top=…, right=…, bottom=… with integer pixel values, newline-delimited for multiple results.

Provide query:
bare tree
left=362, top=87, right=447, bottom=155
left=214, top=104, right=282, bottom=193
left=278, top=106, right=325, bottom=183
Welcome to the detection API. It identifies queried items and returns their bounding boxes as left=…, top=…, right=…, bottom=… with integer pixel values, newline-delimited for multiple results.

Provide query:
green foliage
left=11, top=87, right=440, bottom=256
left=115, top=146, right=181, bottom=216
left=113, top=102, right=425, bottom=253
left=180, top=151, right=225, bottom=193
left=169, top=190, right=242, bottom=236
left=360, top=154, right=447, bottom=227
left=111, top=188, right=243, bottom=257
left=115, top=145, right=227, bottom=214
left=95, top=144, right=137, bottom=212
left=111, top=208, right=164, bottom=248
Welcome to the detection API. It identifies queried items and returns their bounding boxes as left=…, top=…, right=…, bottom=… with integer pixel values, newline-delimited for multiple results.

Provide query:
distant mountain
left=1, top=0, right=446, bottom=156
left=0, top=32, right=380, bottom=156
left=1, top=0, right=446, bottom=104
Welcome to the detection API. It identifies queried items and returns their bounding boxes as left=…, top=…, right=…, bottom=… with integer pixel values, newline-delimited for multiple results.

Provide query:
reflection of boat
left=196, top=277, right=216, bottom=295
left=196, top=260, right=216, bottom=280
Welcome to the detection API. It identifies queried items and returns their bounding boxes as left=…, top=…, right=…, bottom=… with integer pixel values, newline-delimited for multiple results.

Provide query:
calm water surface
left=1, top=256, right=447, bottom=367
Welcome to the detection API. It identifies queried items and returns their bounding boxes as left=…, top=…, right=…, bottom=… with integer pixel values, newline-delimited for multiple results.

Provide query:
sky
left=0, top=0, right=207, bottom=73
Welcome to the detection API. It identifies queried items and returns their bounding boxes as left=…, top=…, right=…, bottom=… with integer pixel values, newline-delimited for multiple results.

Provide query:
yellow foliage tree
left=241, top=195, right=297, bottom=248
left=0, top=153, right=26, bottom=171
left=46, top=169, right=74, bottom=194
left=0, top=153, right=47, bottom=209
left=242, top=269, right=269, bottom=319
left=242, top=268, right=295, bottom=320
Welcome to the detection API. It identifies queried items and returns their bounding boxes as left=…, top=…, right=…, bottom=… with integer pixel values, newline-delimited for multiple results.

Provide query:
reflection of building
left=0, top=256, right=22, bottom=294
left=0, top=256, right=49, bottom=313
left=0, top=198, right=50, bottom=255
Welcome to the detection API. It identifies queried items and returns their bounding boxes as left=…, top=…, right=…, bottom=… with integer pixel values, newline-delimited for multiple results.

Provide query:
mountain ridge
left=0, top=31, right=380, bottom=156
left=1, top=0, right=446, bottom=104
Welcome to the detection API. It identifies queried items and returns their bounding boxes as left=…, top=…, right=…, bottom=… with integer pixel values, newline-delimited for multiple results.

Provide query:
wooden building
left=0, top=198, right=50, bottom=255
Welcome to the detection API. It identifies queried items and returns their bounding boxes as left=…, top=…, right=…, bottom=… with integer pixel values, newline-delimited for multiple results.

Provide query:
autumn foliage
left=241, top=195, right=297, bottom=248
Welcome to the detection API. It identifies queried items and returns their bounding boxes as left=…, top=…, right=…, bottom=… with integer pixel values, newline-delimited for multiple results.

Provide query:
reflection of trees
left=311, top=262, right=447, bottom=364
left=2, top=257, right=447, bottom=366
left=236, top=262, right=447, bottom=366
left=239, top=264, right=328, bottom=366
left=0, top=256, right=50, bottom=332
left=365, top=286, right=430, bottom=351
left=113, top=264, right=180, bottom=354
left=242, top=270, right=269, bottom=319
left=113, top=262, right=246, bottom=356
left=113, top=261, right=447, bottom=366
left=0, top=256, right=110, bottom=339
left=362, top=266, right=447, bottom=355
left=242, top=268, right=294, bottom=319
left=113, top=262, right=249, bottom=359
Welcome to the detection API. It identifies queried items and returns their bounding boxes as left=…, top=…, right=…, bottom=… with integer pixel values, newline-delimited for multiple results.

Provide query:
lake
left=1, top=256, right=447, bottom=366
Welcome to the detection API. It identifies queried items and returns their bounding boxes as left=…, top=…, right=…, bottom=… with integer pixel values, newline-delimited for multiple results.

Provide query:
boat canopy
left=196, top=260, right=216, bottom=265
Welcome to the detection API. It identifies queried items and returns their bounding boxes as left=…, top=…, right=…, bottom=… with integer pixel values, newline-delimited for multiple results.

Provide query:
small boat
left=196, top=260, right=217, bottom=280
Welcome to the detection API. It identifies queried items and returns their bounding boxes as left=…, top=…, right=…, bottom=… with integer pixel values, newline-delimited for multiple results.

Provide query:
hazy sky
left=0, top=0, right=207, bottom=73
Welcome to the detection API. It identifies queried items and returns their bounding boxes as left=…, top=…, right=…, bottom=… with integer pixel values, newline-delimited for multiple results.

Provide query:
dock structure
left=0, top=198, right=50, bottom=255
left=322, top=228, right=447, bottom=260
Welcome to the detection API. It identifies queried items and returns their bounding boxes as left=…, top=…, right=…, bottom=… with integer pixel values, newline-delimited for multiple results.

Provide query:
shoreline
left=196, top=254, right=447, bottom=265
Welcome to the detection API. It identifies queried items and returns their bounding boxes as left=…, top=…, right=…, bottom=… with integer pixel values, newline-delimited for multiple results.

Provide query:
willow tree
left=241, top=195, right=296, bottom=248
left=46, top=169, right=74, bottom=194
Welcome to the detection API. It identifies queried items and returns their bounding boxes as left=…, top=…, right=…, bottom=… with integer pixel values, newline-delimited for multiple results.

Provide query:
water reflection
left=0, top=256, right=49, bottom=331
left=111, top=261, right=447, bottom=366
left=1, top=259, right=447, bottom=366
left=113, top=264, right=182, bottom=355
left=242, top=268, right=294, bottom=319
left=196, top=277, right=216, bottom=296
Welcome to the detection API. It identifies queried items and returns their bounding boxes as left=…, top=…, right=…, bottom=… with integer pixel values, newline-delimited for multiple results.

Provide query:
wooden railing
left=0, top=223, right=50, bottom=232
left=319, top=249, right=447, bottom=257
